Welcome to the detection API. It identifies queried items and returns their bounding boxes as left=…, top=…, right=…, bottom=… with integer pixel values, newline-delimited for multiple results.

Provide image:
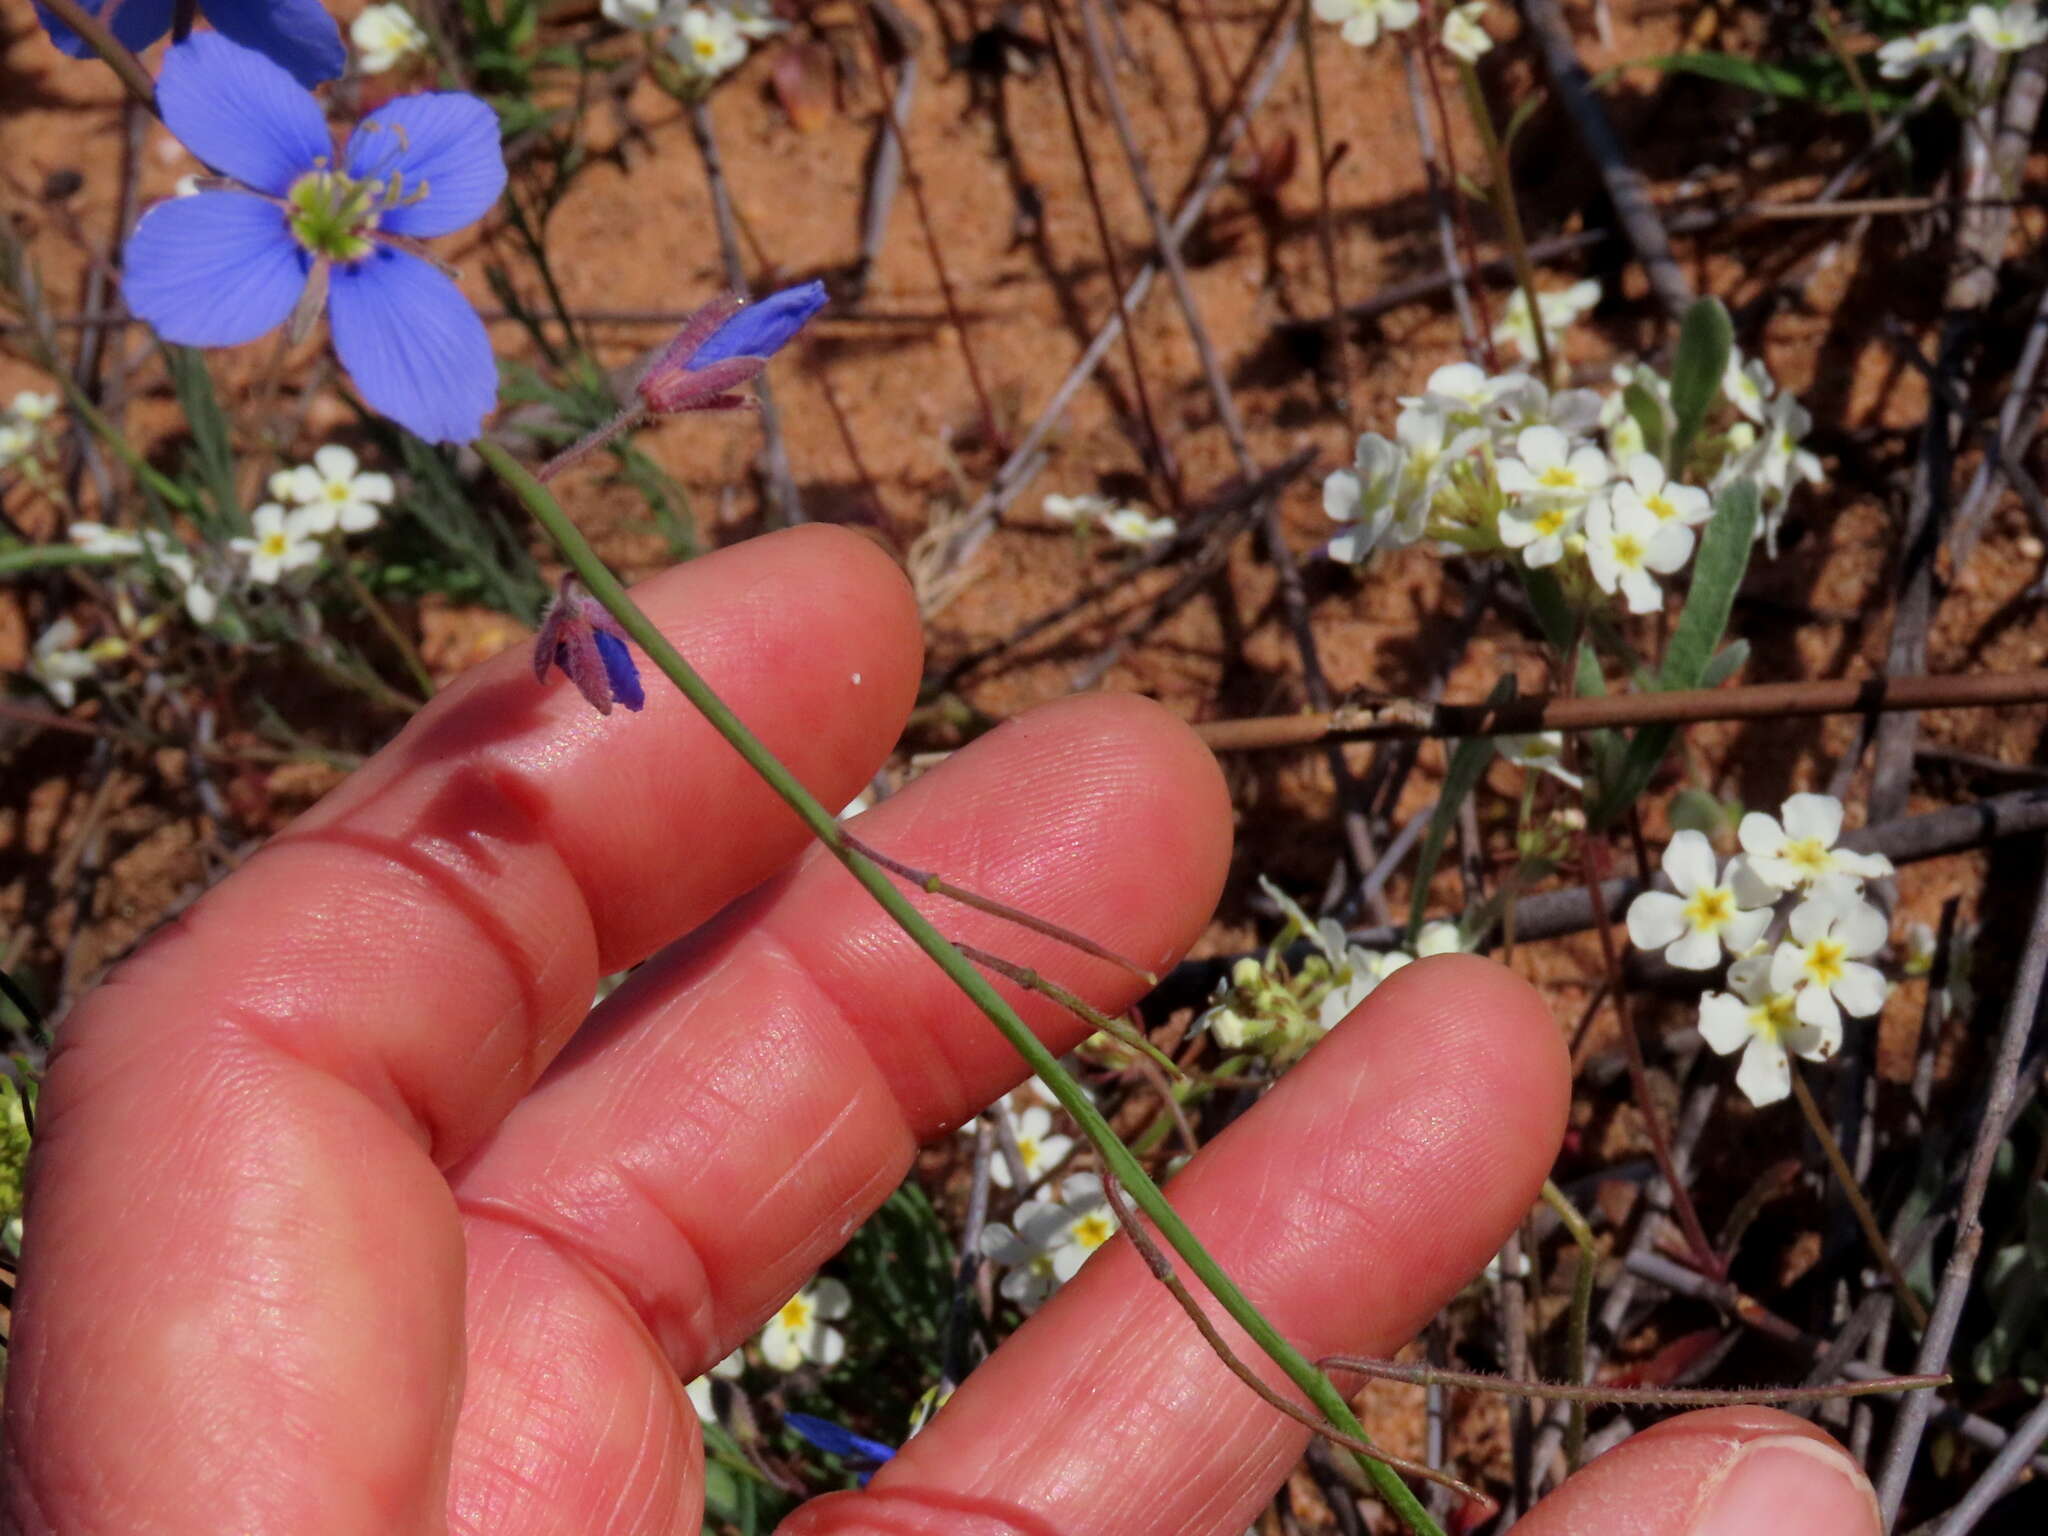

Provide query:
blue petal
left=33, top=0, right=174, bottom=58
left=122, top=192, right=306, bottom=347
left=326, top=248, right=497, bottom=444
left=200, top=0, right=345, bottom=85
left=344, top=93, right=506, bottom=239
left=783, top=1414, right=896, bottom=1465
left=157, top=33, right=330, bottom=195
left=593, top=632, right=645, bottom=712
left=690, top=282, right=827, bottom=368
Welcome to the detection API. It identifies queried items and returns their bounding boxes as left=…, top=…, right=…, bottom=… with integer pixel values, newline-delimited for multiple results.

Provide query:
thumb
left=1518, top=1409, right=1881, bottom=1536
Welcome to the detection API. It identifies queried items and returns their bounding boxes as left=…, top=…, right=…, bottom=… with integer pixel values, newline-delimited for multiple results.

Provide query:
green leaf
left=1408, top=676, right=1517, bottom=942
left=1518, top=566, right=1578, bottom=655
left=1623, top=379, right=1669, bottom=462
left=1666, top=297, right=1732, bottom=476
left=1700, top=637, right=1751, bottom=689
left=162, top=345, right=245, bottom=537
left=1649, top=51, right=1917, bottom=115
left=1588, top=479, right=1759, bottom=828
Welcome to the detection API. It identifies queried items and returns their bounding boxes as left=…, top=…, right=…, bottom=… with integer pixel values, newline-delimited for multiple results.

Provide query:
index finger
left=5, top=526, right=923, bottom=1533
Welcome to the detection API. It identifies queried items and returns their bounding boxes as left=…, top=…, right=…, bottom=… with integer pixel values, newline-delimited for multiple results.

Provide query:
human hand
left=4, top=527, right=1880, bottom=1535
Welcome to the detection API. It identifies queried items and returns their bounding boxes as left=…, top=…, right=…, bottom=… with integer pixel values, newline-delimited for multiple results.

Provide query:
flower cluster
left=69, top=521, right=220, bottom=624
left=1042, top=492, right=1178, bottom=553
left=1876, top=4, right=2048, bottom=78
left=1321, top=299, right=1826, bottom=607
left=0, top=391, right=60, bottom=473
left=978, top=1171, right=1121, bottom=1312
left=1312, top=0, right=1493, bottom=60
left=1626, top=793, right=1897, bottom=1107
left=604, top=0, right=786, bottom=85
left=1195, top=877, right=1461, bottom=1062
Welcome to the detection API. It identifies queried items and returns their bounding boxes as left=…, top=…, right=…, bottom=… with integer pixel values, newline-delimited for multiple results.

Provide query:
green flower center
left=286, top=170, right=383, bottom=261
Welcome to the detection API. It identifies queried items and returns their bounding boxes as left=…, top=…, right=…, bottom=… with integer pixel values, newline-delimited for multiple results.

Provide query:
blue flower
left=693, top=282, right=829, bottom=368
left=33, top=0, right=344, bottom=85
left=782, top=1412, right=896, bottom=1486
left=121, top=33, right=504, bottom=444
left=533, top=578, right=644, bottom=715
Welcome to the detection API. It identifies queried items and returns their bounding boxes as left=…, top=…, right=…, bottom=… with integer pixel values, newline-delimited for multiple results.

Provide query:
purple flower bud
left=533, top=577, right=645, bottom=715
left=691, top=281, right=829, bottom=368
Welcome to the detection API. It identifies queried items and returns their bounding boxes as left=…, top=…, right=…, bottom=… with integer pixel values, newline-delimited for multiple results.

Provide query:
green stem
left=477, top=440, right=1446, bottom=1536
left=336, top=554, right=437, bottom=702
left=1540, top=1179, right=1596, bottom=1472
left=0, top=545, right=126, bottom=576
left=1789, top=1065, right=1930, bottom=1332
left=1457, top=61, right=1552, bottom=382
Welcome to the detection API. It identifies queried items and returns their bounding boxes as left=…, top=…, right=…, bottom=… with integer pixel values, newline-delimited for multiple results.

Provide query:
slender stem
left=477, top=440, right=1447, bottom=1536
left=537, top=405, right=649, bottom=483
left=335, top=554, right=437, bottom=702
left=1318, top=1355, right=1948, bottom=1407
left=1298, top=0, right=1355, bottom=423
left=954, top=942, right=1182, bottom=1079
left=846, top=832, right=1157, bottom=984
left=1540, top=1179, right=1596, bottom=1471
left=1457, top=60, right=1550, bottom=380
left=35, top=0, right=158, bottom=110
left=0, top=545, right=126, bottom=576
left=1102, top=1176, right=1493, bottom=1516
left=1789, top=1065, right=1931, bottom=1331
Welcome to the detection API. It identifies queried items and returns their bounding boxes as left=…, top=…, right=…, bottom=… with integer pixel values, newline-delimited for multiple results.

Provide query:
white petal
left=1726, top=854, right=1779, bottom=908
left=1727, top=953, right=1775, bottom=1002
left=1788, top=895, right=1839, bottom=944
left=1780, top=793, right=1844, bottom=846
left=1795, top=982, right=1841, bottom=1032
left=811, top=1324, right=846, bottom=1368
left=1721, top=906, right=1774, bottom=956
left=1665, top=927, right=1723, bottom=971
left=1831, top=963, right=1889, bottom=1018
left=1769, top=942, right=1806, bottom=994
left=312, top=443, right=359, bottom=482
left=1051, top=1243, right=1091, bottom=1283
left=1323, top=468, right=1362, bottom=522
left=1735, top=1035, right=1792, bottom=1107
left=979, top=1223, right=1033, bottom=1266
left=1697, top=993, right=1754, bottom=1055
left=808, top=1278, right=852, bottom=1318
left=1796, top=1012, right=1843, bottom=1063
left=1626, top=890, right=1688, bottom=950
left=758, top=1323, right=801, bottom=1372
left=1834, top=899, right=1889, bottom=958
left=1662, top=830, right=1718, bottom=895
left=1737, top=811, right=1789, bottom=862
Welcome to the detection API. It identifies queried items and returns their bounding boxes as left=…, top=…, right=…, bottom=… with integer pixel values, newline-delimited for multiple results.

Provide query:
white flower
left=1324, top=434, right=1408, bottom=564
left=1312, top=0, right=1421, bottom=48
left=988, top=1105, right=1075, bottom=1190
left=1770, top=893, right=1891, bottom=1031
left=1100, top=506, right=1177, bottom=551
left=758, top=1278, right=852, bottom=1371
left=1721, top=351, right=1775, bottom=425
left=602, top=0, right=666, bottom=27
left=683, top=1349, right=745, bottom=1423
left=230, top=503, right=323, bottom=584
left=1902, top=920, right=1938, bottom=978
left=1492, top=279, right=1601, bottom=359
left=1876, top=21, right=1970, bottom=77
left=670, top=5, right=748, bottom=78
left=714, top=0, right=787, bottom=39
left=979, top=1173, right=1118, bottom=1312
left=1699, top=955, right=1838, bottom=1107
left=350, top=3, right=429, bottom=73
left=1495, top=732, right=1584, bottom=790
left=1440, top=1, right=1492, bottom=61
left=1737, top=792, right=1894, bottom=894
left=1043, top=491, right=1111, bottom=526
left=1498, top=425, right=1610, bottom=507
left=1625, top=830, right=1775, bottom=969
left=8, top=391, right=59, bottom=425
left=0, top=422, right=32, bottom=466
left=1415, top=361, right=1496, bottom=417
left=1610, top=453, right=1712, bottom=530
left=28, top=617, right=96, bottom=708
left=274, top=444, right=395, bottom=535
left=1585, top=489, right=1693, bottom=614
left=1968, top=3, right=2048, bottom=53
left=1758, top=393, right=1824, bottom=498
left=68, top=521, right=143, bottom=557
left=1414, top=919, right=1464, bottom=957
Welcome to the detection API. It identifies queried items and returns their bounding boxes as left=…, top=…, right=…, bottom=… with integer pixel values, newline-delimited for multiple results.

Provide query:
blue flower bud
left=690, top=281, right=828, bottom=368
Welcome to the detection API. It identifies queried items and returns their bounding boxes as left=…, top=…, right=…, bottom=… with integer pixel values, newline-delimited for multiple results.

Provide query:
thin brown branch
left=1316, top=1355, right=1948, bottom=1409
left=1192, top=669, right=2048, bottom=751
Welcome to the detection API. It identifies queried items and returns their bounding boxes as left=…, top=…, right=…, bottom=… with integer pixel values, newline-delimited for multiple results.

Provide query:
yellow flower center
left=1751, top=993, right=1799, bottom=1043
left=777, top=1297, right=811, bottom=1330
left=1783, top=837, right=1830, bottom=875
left=1534, top=508, right=1569, bottom=536
left=1538, top=466, right=1578, bottom=489
left=1070, top=1213, right=1115, bottom=1251
left=1645, top=493, right=1676, bottom=521
left=693, top=34, right=718, bottom=56
left=1804, top=937, right=1847, bottom=988
left=1017, top=1135, right=1041, bottom=1170
left=1682, top=887, right=1734, bottom=931
left=325, top=483, right=350, bottom=503
left=1612, top=532, right=1645, bottom=568
left=260, top=531, right=289, bottom=559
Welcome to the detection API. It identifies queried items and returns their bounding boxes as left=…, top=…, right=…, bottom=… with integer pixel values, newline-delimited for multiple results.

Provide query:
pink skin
left=3, top=526, right=1881, bottom=1535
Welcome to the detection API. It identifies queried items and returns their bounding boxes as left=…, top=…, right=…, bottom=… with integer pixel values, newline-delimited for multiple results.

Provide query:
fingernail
left=1690, top=1435, right=1881, bottom=1536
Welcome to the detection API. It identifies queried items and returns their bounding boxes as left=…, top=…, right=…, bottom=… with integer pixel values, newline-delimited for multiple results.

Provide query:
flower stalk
left=1787, top=1065, right=1931, bottom=1331
left=479, top=439, right=1449, bottom=1536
